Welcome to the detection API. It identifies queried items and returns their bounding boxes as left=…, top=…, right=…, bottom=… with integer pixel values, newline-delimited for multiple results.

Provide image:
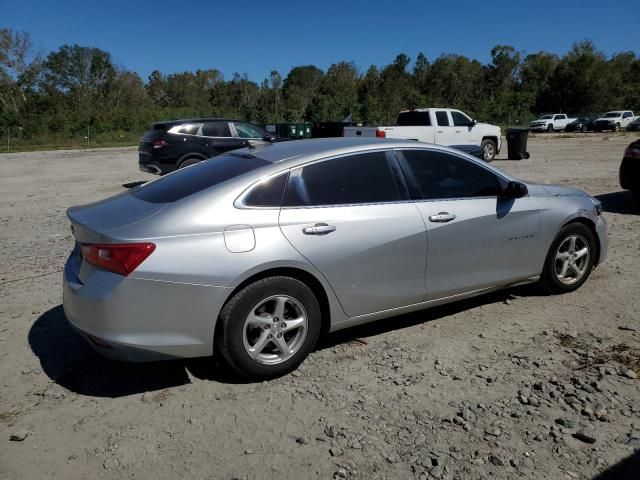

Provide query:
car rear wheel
left=540, top=223, right=596, bottom=294
left=481, top=139, right=497, bottom=162
left=217, top=276, right=321, bottom=380
left=178, top=157, right=203, bottom=169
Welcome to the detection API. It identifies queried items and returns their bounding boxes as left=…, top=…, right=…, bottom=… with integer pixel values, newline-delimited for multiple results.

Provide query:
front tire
left=546, top=124, right=554, bottom=133
left=540, top=223, right=596, bottom=294
left=481, top=139, right=497, bottom=162
left=217, top=276, right=321, bottom=380
left=613, top=123, right=620, bottom=132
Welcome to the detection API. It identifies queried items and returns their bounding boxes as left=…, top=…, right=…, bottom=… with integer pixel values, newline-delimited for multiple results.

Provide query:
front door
left=395, top=148, right=543, bottom=299
left=278, top=150, right=427, bottom=317
left=451, top=110, right=478, bottom=145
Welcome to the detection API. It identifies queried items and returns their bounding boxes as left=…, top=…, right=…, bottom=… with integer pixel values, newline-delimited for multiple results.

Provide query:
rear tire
left=178, top=157, right=203, bottom=169
left=540, top=223, right=596, bottom=294
left=216, top=276, right=321, bottom=380
left=481, top=139, right=497, bottom=162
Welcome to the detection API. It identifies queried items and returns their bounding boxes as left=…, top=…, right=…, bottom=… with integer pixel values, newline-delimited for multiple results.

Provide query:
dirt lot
left=1, top=134, right=639, bottom=480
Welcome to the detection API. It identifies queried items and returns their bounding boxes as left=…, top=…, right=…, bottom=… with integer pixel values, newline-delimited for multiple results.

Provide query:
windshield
left=603, top=112, right=621, bottom=118
left=131, top=153, right=271, bottom=203
left=538, top=115, right=553, bottom=120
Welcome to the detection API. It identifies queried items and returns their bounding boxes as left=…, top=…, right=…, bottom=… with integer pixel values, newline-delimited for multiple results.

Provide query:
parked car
left=529, top=114, right=576, bottom=133
left=343, top=108, right=501, bottom=162
left=620, top=139, right=640, bottom=204
left=594, top=111, right=636, bottom=132
left=565, top=117, right=597, bottom=133
left=138, top=118, right=279, bottom=175
left=64, top=138, right=607, bottom=379
left=626, top=117, right=640, bottom=132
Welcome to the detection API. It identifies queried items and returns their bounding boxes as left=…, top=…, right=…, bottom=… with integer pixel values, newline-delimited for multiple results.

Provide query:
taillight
left=153, top=139, right=169, bottom=149
left=375, top=129, right=386, bottom=138
left=625, top=146, right=640, bottom=159
left=80, top=243, right=156, bottom=276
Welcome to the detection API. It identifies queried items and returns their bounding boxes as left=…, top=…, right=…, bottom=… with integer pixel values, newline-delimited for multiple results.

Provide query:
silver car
left=63, top=138, right=607, bottom=379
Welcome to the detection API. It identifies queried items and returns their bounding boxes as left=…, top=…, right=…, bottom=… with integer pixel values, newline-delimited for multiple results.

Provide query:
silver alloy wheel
left=554, top=234, right=590, bottom=285
left=242, top=295, right=308, bottom=365
left=483, top=142, right=495, bottom=161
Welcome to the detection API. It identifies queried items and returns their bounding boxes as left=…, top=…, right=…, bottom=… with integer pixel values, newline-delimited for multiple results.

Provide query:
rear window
left=396, top=111, right=431, bottom=126
left=131, top=154, right=271, bottom=203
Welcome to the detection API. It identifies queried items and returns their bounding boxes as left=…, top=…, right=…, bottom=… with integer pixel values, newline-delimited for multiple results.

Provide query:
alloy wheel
left=554, top=234, right=590, bottom=285
left=242, top=295, right=308, bottom=365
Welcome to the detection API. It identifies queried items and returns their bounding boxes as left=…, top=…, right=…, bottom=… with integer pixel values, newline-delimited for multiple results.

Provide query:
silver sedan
left=63, top=138, right=607, bottom=379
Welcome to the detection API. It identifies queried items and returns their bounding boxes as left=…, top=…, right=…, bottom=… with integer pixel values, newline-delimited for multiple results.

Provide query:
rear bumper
left=62, top=250, right=231, bottom=362
left=138, top=152, right=176, bottom=175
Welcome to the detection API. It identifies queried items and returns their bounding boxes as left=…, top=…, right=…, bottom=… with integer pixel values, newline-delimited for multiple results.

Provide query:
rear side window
left=283, top=151, right=404, bottom=207
left=397, top=150, right=501, bottom=200
left=132, top=154, right=271, bottom=203
left=435, top=111, right=450, bottom=126
left=169, top=123, right=202, bottom=135
left=202, top=121, right=231, bottom=137
left=243, top=173, right=288, bottom=207
left=396, top=111, right=431, bottom=126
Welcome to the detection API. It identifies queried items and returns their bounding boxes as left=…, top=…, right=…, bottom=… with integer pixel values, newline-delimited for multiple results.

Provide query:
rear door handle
left=436, top=130, right=444, bottom=133
left=302, top=223, right=336, bottom=235
left=428, top=212, right=456, bottom=223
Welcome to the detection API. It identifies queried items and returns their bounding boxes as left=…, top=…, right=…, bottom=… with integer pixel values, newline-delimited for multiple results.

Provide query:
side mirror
left=501, top=181, right=528, bottom=198
left=263, top=133, right=276, bottom=142
left=468, top=119, right=477, bottom=127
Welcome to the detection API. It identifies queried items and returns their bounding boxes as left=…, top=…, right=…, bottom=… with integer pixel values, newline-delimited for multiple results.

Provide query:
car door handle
left=428, top=212, right=456, bottom=223
left=302, top=223, right=336, bottom=235
left=436, top=130, right=444, bottom=133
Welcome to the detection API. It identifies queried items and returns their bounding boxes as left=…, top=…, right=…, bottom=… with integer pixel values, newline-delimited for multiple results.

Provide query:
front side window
left=397, top=149, right=501, bottom=200
left=283, top=151, right=404, bottom=207
left=623, top=112, right=632, bottom=118
left=234, top=122, right=266, bottom=138
left=435, top=111, right=450, bottom=126
left=451, top=111, right=472, bottom=127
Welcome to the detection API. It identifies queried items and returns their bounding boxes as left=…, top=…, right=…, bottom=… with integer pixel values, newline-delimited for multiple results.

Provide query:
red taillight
left=153, top=139, right=169, bottom=149
left=80, top=243, right=156, bottom=276
left=375, top=129, right=386, bottom=138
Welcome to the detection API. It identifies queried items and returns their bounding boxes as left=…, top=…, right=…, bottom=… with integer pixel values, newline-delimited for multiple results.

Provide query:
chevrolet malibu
left=63, top=138, right=607, bottom=379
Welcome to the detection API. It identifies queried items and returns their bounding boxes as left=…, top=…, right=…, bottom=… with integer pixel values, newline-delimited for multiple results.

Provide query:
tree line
left=1, top=28, right=639, bottom=148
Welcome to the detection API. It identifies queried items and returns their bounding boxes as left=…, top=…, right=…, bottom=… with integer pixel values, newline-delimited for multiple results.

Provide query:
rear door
left=434, top=110, right=455, bottom=145
left=201, top=121, right=243, bottom=154
left=278, top=150, right=427, bottom=317
left=395, top=148, right=543, bottom=299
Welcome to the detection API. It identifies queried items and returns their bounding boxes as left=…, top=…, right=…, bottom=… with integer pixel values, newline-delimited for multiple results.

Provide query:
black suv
left=139, top=118, right=278, bottom=174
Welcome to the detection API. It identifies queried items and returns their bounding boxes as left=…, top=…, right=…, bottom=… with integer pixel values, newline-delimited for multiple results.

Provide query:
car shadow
left=592, top=451, right=640, bottom=480
left=596, top=191, right=639, bottom=215
left=121, top=181, right=147, bottom=189
left=30, top=284, right=544, bottom=394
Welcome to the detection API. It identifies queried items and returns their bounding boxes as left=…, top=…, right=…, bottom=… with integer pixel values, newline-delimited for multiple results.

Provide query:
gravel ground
left=0, top=134, right=639, bottom=480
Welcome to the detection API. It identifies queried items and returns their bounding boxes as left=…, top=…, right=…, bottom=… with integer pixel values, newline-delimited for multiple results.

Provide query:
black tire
left=216, top=276, right=321, bottom=380
left=540, top=223, right=596, bottom=294
left=480, top=139, right=497, bottom=162
left=632, top=190, right=640, bottom=206
left=546, top=124, right=554, bottom=133
left=613, top=123, right=620, bottom=132
left=523, top=152, right=530, bottom=159
left=580, top=125, right=586, bottom=133
left=178, top=157, right=203, bottom=169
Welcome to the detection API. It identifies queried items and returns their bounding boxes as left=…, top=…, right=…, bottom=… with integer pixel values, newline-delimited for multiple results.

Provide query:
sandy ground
left=0, top=134, right=639, bottom=480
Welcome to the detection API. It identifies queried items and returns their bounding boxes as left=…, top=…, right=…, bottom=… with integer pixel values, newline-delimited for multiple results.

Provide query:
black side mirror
left=263, top=133, right=276, bottom=142
left=501, top=181, right=528, bottom=198
left=468, top=119, right=477, bottom=127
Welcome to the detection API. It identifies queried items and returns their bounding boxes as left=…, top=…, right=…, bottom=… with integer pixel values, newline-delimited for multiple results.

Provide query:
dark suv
left=138, top=118, right=278, bottom=174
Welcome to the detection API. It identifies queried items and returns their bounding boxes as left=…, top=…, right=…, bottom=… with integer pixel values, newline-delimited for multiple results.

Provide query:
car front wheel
left=540, top=223, right=596, bottom=294
left=481, top=139, right=497, bottom=162
left=217, top=276, right=321, bottom=380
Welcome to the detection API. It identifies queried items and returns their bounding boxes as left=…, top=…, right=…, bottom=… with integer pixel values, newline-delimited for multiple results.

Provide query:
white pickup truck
left=343, top=108, right=502, bottom=161
left=594, top=111, right=636, bottom=132
left=529, top=113, right=575, bottom=132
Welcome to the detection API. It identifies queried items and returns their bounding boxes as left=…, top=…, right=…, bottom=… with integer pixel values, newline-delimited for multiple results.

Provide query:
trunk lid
left=67, top=191, right=167, bottom=243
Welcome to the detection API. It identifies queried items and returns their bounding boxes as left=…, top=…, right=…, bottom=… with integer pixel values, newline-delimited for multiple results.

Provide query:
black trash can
left=506, top=128, right=530, bottom=160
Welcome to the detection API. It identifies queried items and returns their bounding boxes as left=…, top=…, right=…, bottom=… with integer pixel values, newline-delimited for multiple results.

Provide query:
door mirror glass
left=501, top=181, right=528, bottom=198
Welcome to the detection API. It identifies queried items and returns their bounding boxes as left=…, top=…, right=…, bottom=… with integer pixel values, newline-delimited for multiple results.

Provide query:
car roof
left=152, top=118, right=241, bottom=127
left=232, top=137, right=475, bottom=167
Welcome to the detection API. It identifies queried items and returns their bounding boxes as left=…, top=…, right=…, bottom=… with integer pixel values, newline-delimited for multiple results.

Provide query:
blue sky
left=3, top=0, right=638, bottom=82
